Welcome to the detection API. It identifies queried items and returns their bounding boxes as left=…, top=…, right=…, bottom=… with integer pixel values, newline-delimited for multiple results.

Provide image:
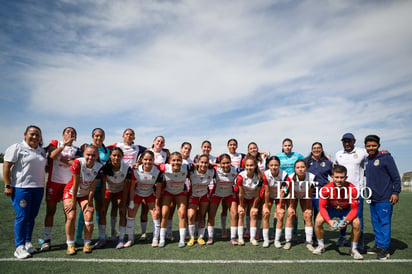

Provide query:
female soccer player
left=126, top=150, right=163, bottom=247
left=194, top=140, right=217, bottom=164
left=101, top=147, right=132, bottom=249
left=41, top=127, right=81, bottom=251
left=236, top=156, right=262, bottom=246
left=207, top=154, right=239, bottom=245
left=262, top=156, right=290, bottom=248
left=187, top=155, right=215, bottom=246
left=4, top=125, right=47, bottom=259
left=159, top=152, right=190, bottom=248
left=63, top=145, right=103, bottom=255
left=284, top=159, right=316, bottom=251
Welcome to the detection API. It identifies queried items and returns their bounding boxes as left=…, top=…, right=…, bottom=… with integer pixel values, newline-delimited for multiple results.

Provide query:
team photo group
left=3, top=125, right=401, bottom=261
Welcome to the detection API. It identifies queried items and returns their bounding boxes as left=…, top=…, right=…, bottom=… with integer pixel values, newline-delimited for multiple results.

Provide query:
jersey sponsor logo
left=374, top=159, right=380, bottom=166
left=353, top=154, right=358, bottom=159
left=321, top=162, right=325, bottom=167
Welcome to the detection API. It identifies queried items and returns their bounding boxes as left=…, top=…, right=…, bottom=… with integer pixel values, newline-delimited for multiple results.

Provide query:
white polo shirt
left=334, top=147, right=367, bottom=189
left=4, top=141, right=47, bottom=188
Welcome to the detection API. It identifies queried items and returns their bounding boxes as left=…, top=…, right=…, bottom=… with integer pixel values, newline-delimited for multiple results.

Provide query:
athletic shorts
left=188, top=194, right=209, bottom=206
left=105, top=190, right=123, bottom=199
left=45, top=181, right=66, bottom=203
left=210, top=193, right=236, bottom=205
left=162, top=190, right=186, bottom=198
left=268, top=198, right=286, bottom=207
left=326, top=207, right=351, bottom=220
left=62, top=190, right=89, bottom=203
left=243, top=198, right=256, bottom=205
left=134, top=194, right=156, bottom=204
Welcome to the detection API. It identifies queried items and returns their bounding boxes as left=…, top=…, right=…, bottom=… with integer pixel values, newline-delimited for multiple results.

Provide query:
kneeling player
left=312, top=165, right=363, bottom=260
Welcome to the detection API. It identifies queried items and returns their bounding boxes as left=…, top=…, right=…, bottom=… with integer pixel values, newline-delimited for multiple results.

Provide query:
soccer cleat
left=230, top=239, right=238, bottom=246
left=124, top=240, right=133, bottom=248
left=221, top=229, right=228, bottom=239
left=305, top=242, right=315, bottom=252
left=187, top=237, right=195, bottom=247
left=244, top=231, right=250, bottom=238
left=377, top=248, right=390, bottom=260
left=139, top=233, right=147, bottom=241
left=66, top=245, right=76, bottom=255
left=178, top=241, right=185, bottom=248
left=367, top=246, right=378, bottom=254
left=274, top=241, right=282, bottom=248
left=255, top=230, right=260, bottom=240
left=14, top=245, right=31, bottom=259
left=312, top=245, right=325, bottom=255
left=40, top=240, right=51, bottom=252
left=238, top=239, right=245, bottom=246
left=283, top=242, right=292, bottom=250
left=158, top=240, right=166, bottom=248
left=350, top=248, right=364, bottom=260
left=152, top=239, right=159, bottom=247
left=207, top=238, right=214, bottom=245
left=116, top=241, right=124, bottom=249
left=197, top=237, right=206, bottom=245
left=93, top=239, right=106, bottom=249
left=250, top=239, right=259, bottom=246
left=83, top=244, right=92, bottom=253
left=25, top=242, right=38, bottom=254
left=262, top=241, right=269, bottom=248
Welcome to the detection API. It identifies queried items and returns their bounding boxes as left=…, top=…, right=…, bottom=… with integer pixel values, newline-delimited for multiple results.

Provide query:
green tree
left=0, top=152, right=3, bottom=163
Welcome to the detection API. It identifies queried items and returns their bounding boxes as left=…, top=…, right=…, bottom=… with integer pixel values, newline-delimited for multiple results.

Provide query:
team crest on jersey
left=321, top=162, right=325, bottom=167
left=292, top=155, right=295, bottom=159
left=174, top=175, right=178, bottom=178
left=114, top=176, right=118, bottom=179
left=354, top=154, right=358, bottom=159
left=86, top=172, right=91, bottom=177
left=93, top=171, right=97, bottom=175
left=374, top=159, right=380, bottom=166
left=20, top=199, right=27, bottom=208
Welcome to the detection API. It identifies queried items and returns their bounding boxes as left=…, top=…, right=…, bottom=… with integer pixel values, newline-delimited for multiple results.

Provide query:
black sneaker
left=367, top=246, right=378, bottom=254
left=377, top=248, right=390, bottom=260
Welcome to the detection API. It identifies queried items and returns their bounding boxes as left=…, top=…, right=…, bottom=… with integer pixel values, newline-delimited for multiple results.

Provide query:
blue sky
left=1, top=0, right=411, bottom=174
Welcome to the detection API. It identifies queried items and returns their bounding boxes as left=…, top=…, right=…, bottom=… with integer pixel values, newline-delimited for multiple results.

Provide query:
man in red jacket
left=312, top=165, right=363, bottom=260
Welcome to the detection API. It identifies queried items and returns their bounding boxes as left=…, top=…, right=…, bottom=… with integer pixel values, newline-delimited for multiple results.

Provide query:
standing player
left=276, top=138, right=304, bottom=240
left=40, top=127, right=81, bottom=251
left=262, top=156, right=290, bottom=248
left=126, top=150, right=164, bottom=247
left=194, top=140, right=217, bottom=165
left=159, top=152, right=190, bottom=248
left=364, top=135, right=401, bottom=260
left=284, top=160, right=316, bottom=251
left=187, top=155, right=215, bottom=246
left=312, top=165, right=363, bottom=260
left=236, top=156, right=262, bottom=246
left=334, top=133, right=368, bottom=248
left=63, top=145, right=103, bottom=255
left=101, top=147, right=131, bottom=249
left=207, top=154, right=239, bottom=245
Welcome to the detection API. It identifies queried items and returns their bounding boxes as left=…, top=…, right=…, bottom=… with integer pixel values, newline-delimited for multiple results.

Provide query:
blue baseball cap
left=341, top=133, right=355, bottom=140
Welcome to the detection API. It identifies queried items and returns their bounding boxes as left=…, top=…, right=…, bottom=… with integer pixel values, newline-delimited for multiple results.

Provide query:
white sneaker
left=124, top=240, right=133, bottom=248
left=25, top=242, right=38, bottom=254
left=139, top=233, right=147, bottom=241
left=274, top=241, right=282, bottom=248
left=14, top=245, right=31, bottom=259
left=152, top=239, right=159, bottom=247
left=262, top=241, right=269, bottom=248
left=350, top=248, right=364, bottom=260
left=305, top=242, right=315, bottom=252
left=250, top=239, right=259, bottom=246
left=40, top=240, right=51, bottom=252
left=283, top=242, right=292, bottom=250
left=116, top=241, right=124, bottom=249
left=313, top=245, right=325, bottom=255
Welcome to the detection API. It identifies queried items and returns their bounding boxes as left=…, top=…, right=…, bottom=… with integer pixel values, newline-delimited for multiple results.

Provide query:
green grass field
left=0, top=186, right=411, bottom=273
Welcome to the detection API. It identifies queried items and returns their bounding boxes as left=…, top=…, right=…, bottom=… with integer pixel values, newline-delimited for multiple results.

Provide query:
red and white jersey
left=194, top=154, right=216, bottom=164
left=67, top=158, right=103, bottom=198
left=214, top=166, right=238, bottom=197
left=152, top=149, right=168, bottom=164
left=132, top=165, right=163, bottom=197
left=189, top=169, right=215, bottom=197
left=229, top=153, right=243, bottom=168
left=105, top=161, right=131, bottom=193
left=263, top=169, right=289, bottom=200
left=236, top=171, right=261, bottom=200
left=48, top=140, right=80, bottom=185
left=163, top=164, right=189, bottom=195
left=183, top=158, right=194, bottom=165
left=287, top=172, right=316, bottom=199
left=114, top=142, right=143, bottom=167
left=258, top=157, right=267, bottom=172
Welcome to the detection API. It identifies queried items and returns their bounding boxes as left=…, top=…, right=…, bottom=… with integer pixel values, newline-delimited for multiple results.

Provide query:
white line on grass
left=1, top=258, right=412, bottom=263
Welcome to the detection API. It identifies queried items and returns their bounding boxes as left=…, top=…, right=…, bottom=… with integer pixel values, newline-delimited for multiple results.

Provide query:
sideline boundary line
left=1, top=258, right=412, bottom=263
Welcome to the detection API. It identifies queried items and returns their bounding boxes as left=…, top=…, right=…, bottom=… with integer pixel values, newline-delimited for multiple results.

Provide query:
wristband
left=5, top=184, right=11, bottom=189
